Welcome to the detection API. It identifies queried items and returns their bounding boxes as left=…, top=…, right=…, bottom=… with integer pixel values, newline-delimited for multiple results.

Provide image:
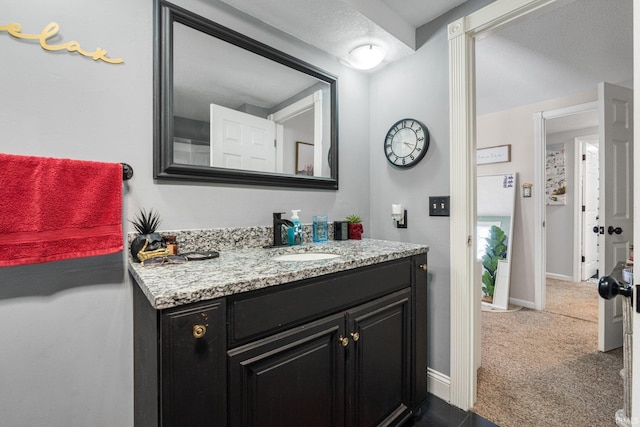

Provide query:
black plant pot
left=130, top=233, right=165, bottom=262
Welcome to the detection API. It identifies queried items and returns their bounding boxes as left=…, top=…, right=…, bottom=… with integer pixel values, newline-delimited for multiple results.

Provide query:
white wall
left=477, top=90, right=598, bottom=303
left=0, top=0, right=371, bottom=424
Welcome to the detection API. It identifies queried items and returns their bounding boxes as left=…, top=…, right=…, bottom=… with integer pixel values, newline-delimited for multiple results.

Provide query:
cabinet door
left=228, top=313, right=345, bottom=427
left=346, top=288, right=412, bottom=427
left=160, top=299, right=226, bottom=427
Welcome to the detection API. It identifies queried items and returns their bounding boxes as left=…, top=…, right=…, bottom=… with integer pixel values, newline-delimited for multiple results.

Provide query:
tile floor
left=403, top=394, right=499, bottom=427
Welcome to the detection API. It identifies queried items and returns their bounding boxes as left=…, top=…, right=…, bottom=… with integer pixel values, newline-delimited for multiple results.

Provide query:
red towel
left=0, top=154, right=123, bottom=267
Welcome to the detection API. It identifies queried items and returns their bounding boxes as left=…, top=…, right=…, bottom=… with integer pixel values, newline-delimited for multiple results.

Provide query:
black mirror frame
left=153, top=0, right=339, bottom=190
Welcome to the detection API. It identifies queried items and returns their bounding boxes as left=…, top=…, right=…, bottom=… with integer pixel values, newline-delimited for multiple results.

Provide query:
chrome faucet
left=273, top=212, right=294, bottom=247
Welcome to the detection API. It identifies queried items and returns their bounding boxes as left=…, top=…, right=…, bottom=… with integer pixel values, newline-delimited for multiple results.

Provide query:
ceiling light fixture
left=348, top=44, right=385, bottom=70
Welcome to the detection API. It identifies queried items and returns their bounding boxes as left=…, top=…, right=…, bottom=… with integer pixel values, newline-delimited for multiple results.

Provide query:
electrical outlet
left=429, top=196, right=450, bottom=216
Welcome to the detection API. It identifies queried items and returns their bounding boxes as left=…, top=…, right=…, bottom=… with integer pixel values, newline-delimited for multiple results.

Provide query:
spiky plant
left=129, top=208, right=165, bottom=261
left=130, top=208, right=162, bottom=235
left=346, top=214, right=362, bottom=224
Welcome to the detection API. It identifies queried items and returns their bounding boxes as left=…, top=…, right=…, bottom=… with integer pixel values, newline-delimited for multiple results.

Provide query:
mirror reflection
left=155, top=1, right=338, bottom=189
left=477, top=173, right=517, bottom=309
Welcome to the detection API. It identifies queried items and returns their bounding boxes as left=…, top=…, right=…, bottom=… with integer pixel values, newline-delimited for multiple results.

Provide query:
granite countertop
left=128, top=238, right=429, bottom=310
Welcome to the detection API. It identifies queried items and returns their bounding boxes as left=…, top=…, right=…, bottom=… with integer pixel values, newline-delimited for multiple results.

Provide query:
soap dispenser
left=287, top=210, right=303, bottom=245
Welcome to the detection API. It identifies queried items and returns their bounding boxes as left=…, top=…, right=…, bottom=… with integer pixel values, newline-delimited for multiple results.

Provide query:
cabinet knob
left=192, top=324, right=207, bottom=339
left=350, top=332, right=360, bottom=342
left=339, top=335, right=349, bottom=347
left=419, top=264, right=427, bottom=271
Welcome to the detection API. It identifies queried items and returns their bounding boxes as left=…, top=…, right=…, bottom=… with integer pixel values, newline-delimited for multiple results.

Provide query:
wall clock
left=384, top=118, right=430, bottom=168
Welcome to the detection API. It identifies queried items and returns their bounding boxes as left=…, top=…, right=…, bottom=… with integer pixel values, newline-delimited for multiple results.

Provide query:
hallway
left=472, top=279, right=623, bottom=426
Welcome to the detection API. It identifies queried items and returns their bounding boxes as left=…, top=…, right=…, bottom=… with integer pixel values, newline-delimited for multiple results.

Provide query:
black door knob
left=607, top=226, right=623, bottom=235
left=593, top=226, right=600, bottom=234
left=598, top=276, right=632, bottom=300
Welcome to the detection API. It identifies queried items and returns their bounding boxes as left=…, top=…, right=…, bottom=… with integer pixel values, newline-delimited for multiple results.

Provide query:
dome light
left=348, top=44, right=385, bottom=70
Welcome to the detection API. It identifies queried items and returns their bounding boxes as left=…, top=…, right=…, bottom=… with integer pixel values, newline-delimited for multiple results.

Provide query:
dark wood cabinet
left=134, top=287, right=226, bottom=427
left=228, top=313, right=346, bottom=427
left=133, top=255, right=427, bottom=427
left=346, top=289, right=411, bottom=427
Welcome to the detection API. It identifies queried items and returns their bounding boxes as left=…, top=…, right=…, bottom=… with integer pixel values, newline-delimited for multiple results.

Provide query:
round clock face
left=384, top=118, right=430, bottom=168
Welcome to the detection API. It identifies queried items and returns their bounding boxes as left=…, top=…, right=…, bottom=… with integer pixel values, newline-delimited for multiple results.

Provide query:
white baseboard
left=427, top=368, right=450, bottom=402
left=509, top=297, right=535, bottom=309
left=546, top=273, right=573, bottom=282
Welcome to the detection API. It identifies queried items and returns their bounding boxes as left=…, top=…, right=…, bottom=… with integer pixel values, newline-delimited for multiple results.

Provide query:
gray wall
left=545, top=126, right=598, bottom=278
left=368, top=0, right=494, bottom=376
left=0, top=0, right=370, bottom=424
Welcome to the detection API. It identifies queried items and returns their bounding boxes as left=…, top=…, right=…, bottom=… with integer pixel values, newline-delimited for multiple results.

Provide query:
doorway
left=448, top=0, right=634, bottom=412
left=577, top=135, right=600, bottom=282
left=538, top=104, right=600, bottom=288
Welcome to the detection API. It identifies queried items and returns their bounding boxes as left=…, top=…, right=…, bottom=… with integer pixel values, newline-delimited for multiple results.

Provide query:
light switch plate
left=429, top=196, right=450, bottom=216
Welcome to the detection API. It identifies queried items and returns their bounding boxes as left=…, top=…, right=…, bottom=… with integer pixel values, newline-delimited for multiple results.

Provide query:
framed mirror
left=154, top=0, right=338, bottom=189
left=477, top=173, right=517, bottom=309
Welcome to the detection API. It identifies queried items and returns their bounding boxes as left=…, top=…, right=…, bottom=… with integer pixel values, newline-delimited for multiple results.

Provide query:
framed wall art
left=477, top=144, right=511, bottom=165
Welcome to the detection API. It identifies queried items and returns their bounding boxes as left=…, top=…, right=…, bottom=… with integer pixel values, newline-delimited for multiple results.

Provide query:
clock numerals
left=384, top=118, right=430, bottom=168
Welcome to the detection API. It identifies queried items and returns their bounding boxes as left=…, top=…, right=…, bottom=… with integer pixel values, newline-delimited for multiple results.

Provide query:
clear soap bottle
left=287, top=210, right=303, bottom=245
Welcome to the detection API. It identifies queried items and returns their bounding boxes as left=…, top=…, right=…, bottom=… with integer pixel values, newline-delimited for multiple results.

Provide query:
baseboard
left=546, top=272, right=573, bottom=282
left=427, top=368, right=450, bottom=402
left=509, top=297, right=535, bottom=309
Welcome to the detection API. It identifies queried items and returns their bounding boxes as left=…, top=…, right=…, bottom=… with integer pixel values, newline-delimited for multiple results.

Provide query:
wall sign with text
left=0, top=22, right=123, bottom=64
left=477, top=144, right=511, bottom=165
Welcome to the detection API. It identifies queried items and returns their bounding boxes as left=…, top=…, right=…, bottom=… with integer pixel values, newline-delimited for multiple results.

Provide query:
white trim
left=546, top=273, right=574, bottom=282
left=533, top=112, right=546, bottom=311
left=448, top=0, right=562, bottom=411
left=534, top=102, right=598, bottom=311
left=268, top=90, right=323, bottom=177
left=427, top=368, right=451, bottom=403
left=573, top=137, right=582, bottom=283
left=632, top=0, right=640, bottom=417
left=448, top=14, right=478, bottom=411
left=575, top=134, right=600, bottom=282
left=509, top=297, right=536, bottom=310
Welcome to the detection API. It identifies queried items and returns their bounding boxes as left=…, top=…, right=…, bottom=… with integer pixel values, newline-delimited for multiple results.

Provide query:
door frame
left=448, top=0, right=563, bottom=410
left=450, top=0, right=638, bottom=415
left=533, top=101, right=598, bottom=309
left=575, top=134, right=599, bottom=282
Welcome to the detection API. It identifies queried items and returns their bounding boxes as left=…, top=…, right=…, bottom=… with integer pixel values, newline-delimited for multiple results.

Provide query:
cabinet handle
left=350, top=332, right=360, bottom=342
left=418, top=264, right=427, bottom=271
left=339, top=335, right=349, bottom=347
left=192, top=324, right=207, bottom=339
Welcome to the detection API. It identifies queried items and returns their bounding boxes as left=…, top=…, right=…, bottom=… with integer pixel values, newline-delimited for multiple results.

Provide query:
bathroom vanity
left=129, top=237, right=428, bottom=427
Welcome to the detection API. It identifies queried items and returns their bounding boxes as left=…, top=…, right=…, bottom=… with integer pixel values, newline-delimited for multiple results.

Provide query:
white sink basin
left=273, top=253, right=341, bottom=262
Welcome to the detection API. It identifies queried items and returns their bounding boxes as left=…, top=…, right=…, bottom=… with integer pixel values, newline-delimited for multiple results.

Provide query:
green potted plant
left=129, top=208, right=166, bottom=262
left=346, top=214, right=363, bottom=240
left=481, top=225, right=507, bottom=300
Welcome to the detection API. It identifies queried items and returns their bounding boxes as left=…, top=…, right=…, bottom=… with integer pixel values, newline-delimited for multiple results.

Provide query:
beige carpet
left=545, top=278, right=599, bottom=322
left=472, top=279, right=623, bottom=427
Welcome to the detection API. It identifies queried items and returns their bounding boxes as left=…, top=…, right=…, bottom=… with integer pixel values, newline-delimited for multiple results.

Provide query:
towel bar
left=122, top=163, right=134, bottom=180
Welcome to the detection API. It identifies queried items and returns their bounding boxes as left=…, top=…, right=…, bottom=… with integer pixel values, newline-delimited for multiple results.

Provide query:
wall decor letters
left=0, top=22, right=124, bottom=64
left=477, top=144, right=511, bottom=165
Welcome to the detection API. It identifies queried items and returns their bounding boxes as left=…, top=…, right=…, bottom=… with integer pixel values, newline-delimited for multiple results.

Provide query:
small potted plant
left=129, top=208, right=166, bottom=262
left=346, top=214, right=363, bottom=240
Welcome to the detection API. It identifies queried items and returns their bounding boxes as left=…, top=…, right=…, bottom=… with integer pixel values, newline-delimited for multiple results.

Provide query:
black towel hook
left=121, top=163, right=134, bottom=181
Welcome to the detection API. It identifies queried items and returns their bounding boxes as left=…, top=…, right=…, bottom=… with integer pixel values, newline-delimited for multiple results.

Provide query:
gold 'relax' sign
left=0, top=22, right=123, bottom=64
